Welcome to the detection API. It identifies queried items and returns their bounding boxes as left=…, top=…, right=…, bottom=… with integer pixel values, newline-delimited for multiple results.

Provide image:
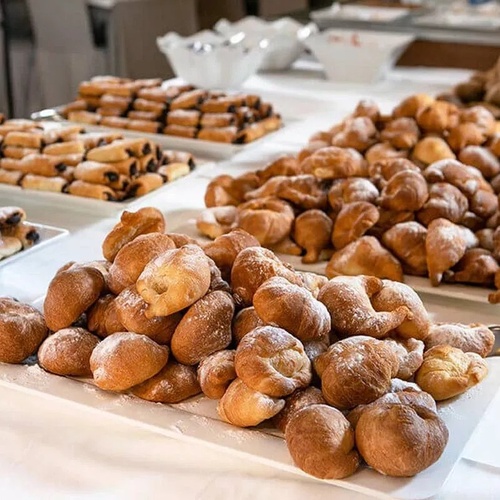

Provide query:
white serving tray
left=0, top=223, right=68, bottom=268
left=0, top=359, right=497, bottom=500
left=167, top=212, right=499, bottom=306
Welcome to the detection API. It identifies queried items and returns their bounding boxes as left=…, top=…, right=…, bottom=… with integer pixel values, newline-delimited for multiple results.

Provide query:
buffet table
left=1, top=66, right=499, bottom=499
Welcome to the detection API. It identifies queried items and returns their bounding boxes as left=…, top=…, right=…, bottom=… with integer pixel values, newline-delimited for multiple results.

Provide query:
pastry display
left=196, top=94, right=500, bottom=300
left=0, top=120, right=196, bottom=201
left=0, top=206, right=40, bottom=261
left=0, top=208, right=493, bottom=484
left=58, top=76, right=282, bottom=144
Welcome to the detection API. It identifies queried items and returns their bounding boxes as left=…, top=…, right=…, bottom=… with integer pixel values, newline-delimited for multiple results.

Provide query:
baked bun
left=102, top=207, right=165, bottom=262
left=412, top=137, right=455, bottom=166
left=273, top=387, right=326, bottom=433
left=196, top=206, right=239, bottom=240
left=332, top=202, right=379, bottom=250
left=253, top=277, right=331, bottom=342
left=231, top=246, right=303, bottom=307
left=285, top=404, right=360, bottom=479
left=356, top=403, right=448, bottom=477
left=232, top=307, right=264, bottom=344
left=44, top=262, right=106, bottom=331
left=170, top=291, right=234, bottom=365
left=90, top=332, right=169, bottom=391
left=318, top=275, right=409, bottom=339
left=166, top=232, right=200, bottom=248
left=218, top=378, right=285, bottom=427
left=114, top=286, right=182, bottom=344
left=203, top=228, right=260, bottom=281
left=371, top=280, right=430, bottom=340
left=316, top=336, right=399, bottom=410
left=378, top=171, right=429, bottom=212
left=300, top=146, right=366, bottom=179
left=87, top=294, right=124, bottom=338
left=293, top=209, right=333, bottom=264
left=417, top=182, right=468, bottom=226
left=415, top=345, right=488, bottom=400
left=137, top=245, right=211, bottom=318
left=197, top=349, right=236, bottom=399
left=393, top=94, right=435, bottom=119
left=235, top=326, right=312, bottom=397
left=38, top=327, right=99, bottom=377
left=0, top=297, right=48, bottom=363
left=383, top=337, right=425, bottom=380
left=131, top=360, right=200, bottom=403
left=108, top=233, right=175, bottom=294
left=424, top=322, right=495, bottom=357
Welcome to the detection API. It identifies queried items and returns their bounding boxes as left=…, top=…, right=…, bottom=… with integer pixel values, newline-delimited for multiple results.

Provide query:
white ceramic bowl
left=303, top=29, right=414, bottom=84
left=156, top=30, right=269, bottom=89
left=215, top=16, right=317, bottom=72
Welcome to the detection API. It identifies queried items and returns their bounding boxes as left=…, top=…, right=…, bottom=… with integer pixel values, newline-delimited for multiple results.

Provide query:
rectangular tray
left=0, top=223, right=69, bottom=269
left=0, top=359, right=497, bottom=500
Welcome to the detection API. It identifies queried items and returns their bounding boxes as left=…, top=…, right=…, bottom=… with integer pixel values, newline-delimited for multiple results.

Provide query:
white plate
left=0, top=358, right=497, bottom=500
left=0, top=223, right=68, bottom=269
left=312, top=5, right=411, bottom=23
left=168, top=212, right=499, bottom=306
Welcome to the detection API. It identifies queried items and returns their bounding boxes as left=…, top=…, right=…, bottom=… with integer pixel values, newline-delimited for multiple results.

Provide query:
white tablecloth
left=0, top=67, right=499, bottom=500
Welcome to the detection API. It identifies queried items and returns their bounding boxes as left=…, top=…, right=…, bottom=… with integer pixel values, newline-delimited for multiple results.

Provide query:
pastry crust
left=74, top=161, right=120, bottom=185
left=332, top=201, right=379, bottom=249
left=294, top=209, right=333, bottom=264
left=196, top=206, right=239, bottom=240
left=68, top=180, right=117, bottom=201
left=300, top=146, right=366, bottom=179
left=87, top=294, right=124, bottom=338
left=383, top=337, right=425, bottom=380
left=197, top=349, right=236, bottom=399
left=379, top=171, right=429, bottom=212
left=232, top=307, right=264, bottom=345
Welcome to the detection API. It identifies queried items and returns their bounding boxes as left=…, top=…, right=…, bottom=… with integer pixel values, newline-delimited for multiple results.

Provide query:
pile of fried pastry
left=197, top=94, right=500, bottom=302
left=0, top=206, right=40, bottom=260
left=442, top=56, right=500, bottom=118
left=0, top=119, right=195, bottom=200
left=0, top=207, right=494, bottom=480
left=60, top=76, right=282, bottom=144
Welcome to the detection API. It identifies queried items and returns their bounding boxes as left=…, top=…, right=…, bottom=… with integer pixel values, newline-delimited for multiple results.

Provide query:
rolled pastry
left=170, top=89, right=207, bottom=110
left=0, top=167, right=23, bottom=185
left=1, top=146, right=39, bottom=159
left=21, top=174, right=68, bottom=192
left=108, top=174, right=131, bottom=191
left=101, top=117, right=129, bottom=129
left=109, top=158, right=138, bottom=177
left=67, top=180, right=117, bottom=201
left=1, top=154, right=66, bottom=176
left=198, top=126, right=239, bottom=143
left=49, top=153, right=84, bottom=167
left=2, top=222, right=40, bottom=248
left=86, top=143, right=130, bottom=163
left=4, top=131, right=44, bottom=149
left=200, top=96, right=244, bottom=113
left=67, top=111, right=101, bottom=125
left=0, top=236, right=22, bottom=260
left=99, top=93, right=132, bottom=112
left=60, top=166, right=75, bottom=182
left=43, top=140, right=86, bottom=156
left=200, top=112, right=236, bottom=128
left=126, top=120, right=161, bottom=134
left=79, top=95, right=102, bottom=109
left=157, top=162, right=190, bottom=182
left=59, top=100, right=88, bottom=116
left=238, top=122, right=266, bottom=143
left=74, top=161, right=120, bottom=184
left=127, top=110, right=161, bottom=121
left=137, top=86, right=180, bottom=103
left=138, top=154, right=158, bottom=173
left=0, top=206, right=26, bottom=227
left=133, top=98, right=166, bottom=114
left=113, top=138, right=152, bottom=158
left=166, top=110, right=200, bottom=127
left=161, top=150, right=195, bottom=169
left=96, top=107, right=123, bottom=117
left=163, top=125, right=197, bottom=139
left=260, top=114, right=282, bottom=132
left=128, top=173, right=163, bottom=197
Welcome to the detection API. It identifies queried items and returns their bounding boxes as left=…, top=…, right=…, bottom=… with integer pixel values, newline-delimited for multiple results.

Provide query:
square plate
left=0, top=223, right=69, bottom=269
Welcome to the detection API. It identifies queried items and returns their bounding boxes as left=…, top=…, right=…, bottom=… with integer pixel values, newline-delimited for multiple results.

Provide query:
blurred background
left=1, top=0, right=499, bottom=118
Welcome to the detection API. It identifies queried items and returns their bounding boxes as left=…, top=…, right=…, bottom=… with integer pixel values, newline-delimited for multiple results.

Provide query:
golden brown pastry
left=235, top=326, right=311, bottom=397
left=1, top=154, right=66, bottom=177
left=205, top=175, right=248, bottom=208
left=38, top=327, right=99, bottom=377
left=128, top=173, right=163, bottom=197
left=460, top=106, right=496, bottom=135
left=68, top=180, right=117, bottom=201
left=378, top=171, right=429, bottom=212
left=114, top=286, right=182, bottom=344
left=43, top=140, right=86, bottom=156
left=253, top=277, right=331, bottom=342
left=368, top=158, right=421, bottom=186
left=328, top=178, right=379, bottom=213
left=446, top=248, right=498, bottom=286
left=356, top=403, right=448, bottom=477
left=318, top=276, right=409, bottom=339
left=110, top=158, right=138, bottom=177
left=459, top=146, right=500, bottom=179
left=238, top=197, right=294, bottom=246
left=256, top=156, right=301, bottom=183
left=417, top=182, right=469, bottom=226
left=157, top=162, right=190, bottom=183
left=426, top=218, right=470, bottom=286
left=300, top=146, right=367, bottom=179
left=102, top=207, right=166, bottom=262
left=44, top=262, right=106, bottom=331
left=416, top=101, right=459, bottom=133
left=231, top=246, right=303, bottom=307
left=218, top=378, right=284, bottom=427
left=2, top=146, right=39, bottom=159
left=86, top=143, right=129, bottom=163
left=425, top=323, right=495, bottom=358
left=371, top=280, right=430, bottom=340
left=137, top=245, right=211, bottom=318
left=0, top=207, right=26, bottom=229
left=0, top=298, right=48, bottom=363
left=415, top=345, right=488, bottom=400
left=332, top=202, right=379, bottom=249
left=131, top=360, right=201, bottom=403
left=285, top=405, right=360, bottom=479
left=380, top=117, right=420, bottom=149
left=447, top=123, right=486, bottom=152
left=412, top=137, right=456, bottom=166
left=196, top=206, right=239, bottom=240
left=373, top=209, right=415, bottom=235
left=353, top=99, right=380, bottom=122
left=0, top=236, right=22, bottom=259
left=317, top=336, right=399, bottom=409
left=232, top=307, right=264, bottom=345
left=383, top=337, right=424, bottom=380
left=293, top=209, right=333, bottom=264
left=331, top=116, right=378, bottom=152
left=2, top=222, right=40, bottom=249
left=4, top=131, right=43, bottom=149
left=326, top=236, right=404, bottom=282
left=382, top=221, right=428, bottom=276
left=197, top=349, right=236, bottom=399
left=170, top=291, right=234, bottom=365
left=86, top=294, right=124, bottom=338
left=73, top=161, right=119, bottom=185
left=364, top=142, right=408, bottom=166
left=0, top=167, right=24, bottom=185
left=393, top=94, right=435, bottom=119
left=90, top=332, right=169, bottom=391
left=469, top=189, right=498, bottom=219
